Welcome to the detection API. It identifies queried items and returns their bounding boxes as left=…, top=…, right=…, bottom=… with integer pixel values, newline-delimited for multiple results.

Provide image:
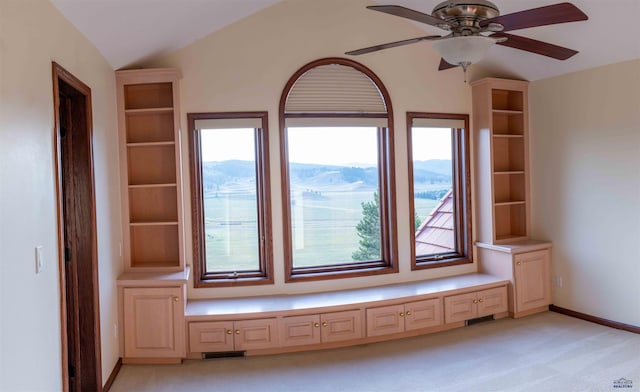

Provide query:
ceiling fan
left=346, top=1, right=588, bottom=77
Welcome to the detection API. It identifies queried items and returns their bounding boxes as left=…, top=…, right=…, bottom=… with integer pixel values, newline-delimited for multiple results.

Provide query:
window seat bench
left=184, top=273, right=510, bottom=358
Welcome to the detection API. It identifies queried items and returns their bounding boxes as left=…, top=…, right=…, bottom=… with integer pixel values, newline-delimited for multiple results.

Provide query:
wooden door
left=281, top=314, right=321, bottom=347
left=514, top=250, right=551, bottom=312
left=53, top=63, right=101, bottom=392
left=366, top=304, right=404, bottom=337
left=405, top=298, right=442, bottom=331
left=477, top=287, right=508, bottom=317
left=123, top=287, right=184, bottom=358
left=188, top=321, right=234, bottom=353
left=444, top=292, right=477, bottom=323
left=320, top=310, right=363, bottom=343
left=234, top=319, right=279, bottom=350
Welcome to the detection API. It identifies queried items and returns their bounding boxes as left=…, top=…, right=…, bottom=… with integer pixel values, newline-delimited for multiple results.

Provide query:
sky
left=200, top=126, right=453, bottom=164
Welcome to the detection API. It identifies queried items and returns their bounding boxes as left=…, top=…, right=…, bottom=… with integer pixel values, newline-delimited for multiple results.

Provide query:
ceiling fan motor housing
left=432, top=0, right=500, bottom=34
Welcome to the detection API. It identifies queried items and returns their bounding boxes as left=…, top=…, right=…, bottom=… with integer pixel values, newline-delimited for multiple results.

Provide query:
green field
left=203, top=186, right=445, bottom=273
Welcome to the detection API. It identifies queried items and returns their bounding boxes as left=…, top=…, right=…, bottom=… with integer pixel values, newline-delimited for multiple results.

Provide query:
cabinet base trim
left=512, top=305, right=548, bottom=319
left=122, top=357, right=183, bottom=365
left=102, top=358, right=122, bottom=392
left=549, top=305, right=640, bottom=334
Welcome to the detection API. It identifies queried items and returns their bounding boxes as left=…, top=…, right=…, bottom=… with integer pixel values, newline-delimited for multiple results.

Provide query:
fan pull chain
left=460, top=62, right=471, bottom=83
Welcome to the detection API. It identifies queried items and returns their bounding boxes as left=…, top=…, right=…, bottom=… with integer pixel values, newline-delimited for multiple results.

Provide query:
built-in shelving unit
left=472, top=78, right=530, bottom=244
left=116, top=69, right=184, bottom=270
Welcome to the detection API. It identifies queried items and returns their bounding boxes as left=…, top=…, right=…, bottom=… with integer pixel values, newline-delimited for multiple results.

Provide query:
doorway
left=52, top=63, right=102, bottom=391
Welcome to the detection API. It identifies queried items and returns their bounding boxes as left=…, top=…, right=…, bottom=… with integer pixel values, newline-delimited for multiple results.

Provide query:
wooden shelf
left=125, top=110, right=175, bottom=143
left=130, top=224, right=180, bottom=267
left=472, top=78, right=529, bottom=245
left=124, top=82, right=173, bottom=110
left=130, top=221, right=179, bottom=227
left=493, top=134, right=524, bottom=139
left=493, top=135, right=525, bottom=172
left=129, top=183, right=176, bottom=189
left=117, top=69, right=184, bottom=271
left=492, top=109, right=523, bottom=115
left=491, top=89, right=523, bottom=111
left=125, top=107, right=173, bottom=114
left=127, top=144, right=177, bottom=185
left=127, top=141, right=175, bottom=147
left=494, top=201, right=526, bottom=206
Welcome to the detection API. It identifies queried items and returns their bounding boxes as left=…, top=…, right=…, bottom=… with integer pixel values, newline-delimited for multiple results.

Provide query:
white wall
left=530, top=60, right=640, bottom=326
left=146, top=0, right=476, bottom=299
left=0, top=0, right=121, bottom=390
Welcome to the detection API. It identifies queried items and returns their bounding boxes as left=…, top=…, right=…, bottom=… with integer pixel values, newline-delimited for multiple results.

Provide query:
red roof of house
left=415, top=190, right=454, bottom=255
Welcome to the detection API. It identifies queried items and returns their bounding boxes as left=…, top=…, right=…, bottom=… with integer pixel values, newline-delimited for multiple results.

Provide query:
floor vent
left=203, top=351, right=245, bottom=359
left=466, top=315, right=495, bottom=326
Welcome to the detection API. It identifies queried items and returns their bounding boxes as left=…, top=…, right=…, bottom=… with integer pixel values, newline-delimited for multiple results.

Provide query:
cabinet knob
left=478, top=298, right=484, bottom=303
left=399, top=312, right=405, bottom=317
left=173, top=297, right=179, bottom=302
left=314, top=322, right=320, bottom=328
left=406, top=311, right=412, bottom=316
left=226, top=330, right=232, bottom=335
left=516, top=261, right=522, bottom=266
left=322, top=322, right=328, bottom=327
left=235, top=330, right=240, bottom=335
left=473, top=299, right=478, bottom=304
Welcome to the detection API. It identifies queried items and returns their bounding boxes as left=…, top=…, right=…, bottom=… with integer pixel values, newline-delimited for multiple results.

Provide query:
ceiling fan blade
left=491, top=32, right=578, bottom=60
left=367, top=5, right=454, bottom=29
left=345, top=35, right=441, bottom=56
left=480, top=2, right=587, bottom=32
left=438, top=58, right=457, bottom=71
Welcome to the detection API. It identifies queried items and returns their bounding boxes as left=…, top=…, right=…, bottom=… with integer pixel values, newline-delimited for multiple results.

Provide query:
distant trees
left=352, top=192, right=381, bottom=261
left=414, top=189, right=449, bottom=200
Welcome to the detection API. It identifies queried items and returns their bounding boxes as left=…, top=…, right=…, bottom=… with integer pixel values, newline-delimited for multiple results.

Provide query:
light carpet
left=110, top=312, right=640, bottom=391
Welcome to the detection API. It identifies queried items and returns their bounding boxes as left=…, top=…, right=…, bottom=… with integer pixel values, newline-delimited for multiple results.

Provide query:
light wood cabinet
left=478, top=242, right=552, bottom=318
left=366, top=298, right=441, bottom=337
left=472, top=78, right=530, bottom=244
left=116, top=69, right=184, bottom=270
left=444, top=286, right=508, bottom=323
left=280, top=309, right=363, bottom=346
left=122, top=286, right=185, bottom=360
left=189, top=319, right=279, bottom=352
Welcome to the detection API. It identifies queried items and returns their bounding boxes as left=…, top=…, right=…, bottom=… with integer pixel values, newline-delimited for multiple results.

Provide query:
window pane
left=287, top=127, right=381, bottom=268
left=411, top=127, right=456, bottom=257
left=200, top=128, right=260, bottom=273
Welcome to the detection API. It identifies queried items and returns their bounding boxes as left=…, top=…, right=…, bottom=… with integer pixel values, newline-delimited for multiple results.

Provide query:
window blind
left=194, top=118, right=262, bottom=130
left=412, top=117, right=466, bottom=129
left=284, top=64, right=387, bottom=114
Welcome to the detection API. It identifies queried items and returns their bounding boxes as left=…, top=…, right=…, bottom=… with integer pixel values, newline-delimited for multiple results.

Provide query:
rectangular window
left=188, top=113, right=272, bottom=286
left=407, top=113, right=471, bottom=269
left=281, top=122, right=396, bottom=281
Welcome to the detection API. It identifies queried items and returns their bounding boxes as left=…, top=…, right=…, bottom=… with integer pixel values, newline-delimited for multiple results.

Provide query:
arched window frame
left=279, top=58, right=398, bottom=282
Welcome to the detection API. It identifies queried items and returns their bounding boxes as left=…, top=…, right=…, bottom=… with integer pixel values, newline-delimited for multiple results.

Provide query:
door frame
left=52, top=62, right=102, bottom=391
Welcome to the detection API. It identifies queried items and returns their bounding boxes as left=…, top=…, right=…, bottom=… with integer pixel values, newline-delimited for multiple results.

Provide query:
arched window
left=279, top=58, right=397, bottom=281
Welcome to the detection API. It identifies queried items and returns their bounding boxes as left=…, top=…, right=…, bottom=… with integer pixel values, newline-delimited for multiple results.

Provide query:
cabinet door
left=320, top=310, right=363, bottom=343
left=123, top=287, right=185, bottom=358
left=366, top=304, right=404, bottom=337
left=281, top=314, right=321, bottom=347
left=477, top=286, right=508, bottom=317
left=188, top=321, right=234, bottom=353
left=444, top=292, right=477, bottom=323
left=405, top=298, right=442, bottom=331
left=234, top=318, right=279, bottom=350
left=514, top=250, right=551, bottom=312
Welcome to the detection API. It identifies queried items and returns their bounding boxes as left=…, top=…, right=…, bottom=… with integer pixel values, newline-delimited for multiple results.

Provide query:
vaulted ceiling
left=50, top=0, right=639, bottom=81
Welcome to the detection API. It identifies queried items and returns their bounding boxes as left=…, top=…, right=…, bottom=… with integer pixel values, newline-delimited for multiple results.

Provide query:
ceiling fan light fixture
left=432, top=35, right=495, bottom=67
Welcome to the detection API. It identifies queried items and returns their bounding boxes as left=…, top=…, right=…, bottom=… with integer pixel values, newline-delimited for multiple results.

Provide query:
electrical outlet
left=555, top=276, right=563, bottom=288
left=35, top=246, right=43, bottom=273
left=114, top=323, right=118, bottom=338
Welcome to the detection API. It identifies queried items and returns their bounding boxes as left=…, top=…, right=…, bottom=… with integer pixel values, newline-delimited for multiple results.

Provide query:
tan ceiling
left=50, top=0, right=640, bottom=81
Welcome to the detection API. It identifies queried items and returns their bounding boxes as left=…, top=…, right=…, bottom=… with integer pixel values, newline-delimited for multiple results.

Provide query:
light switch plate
left=35, top=246, right=43, bottom=273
